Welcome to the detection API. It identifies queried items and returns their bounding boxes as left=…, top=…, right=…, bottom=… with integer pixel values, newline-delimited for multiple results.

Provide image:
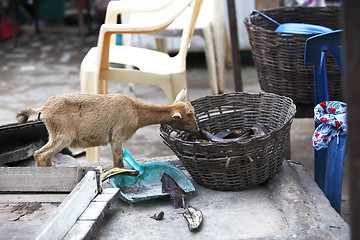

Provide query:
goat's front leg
left=111, top=141, right=124, bottom=167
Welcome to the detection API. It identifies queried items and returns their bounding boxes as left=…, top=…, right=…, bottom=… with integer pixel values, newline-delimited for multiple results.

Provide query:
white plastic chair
left=122, top=0, right=226, bottom=94
left=80, top=0, right=203, bottom=162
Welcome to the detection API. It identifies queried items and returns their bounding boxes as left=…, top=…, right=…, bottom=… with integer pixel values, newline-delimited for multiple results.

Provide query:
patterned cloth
left=312, top=101, right=347, bottom=150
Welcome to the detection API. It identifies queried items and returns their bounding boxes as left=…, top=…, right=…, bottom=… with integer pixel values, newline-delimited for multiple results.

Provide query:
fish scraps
left=101, top=167, right=139, bottom=182
left=150, top=211, right=165, bottom=221
left=177, top=123, right=269, bottom=143
left=161, top=173, right=186, bottom=208
left=183, top=206, right=203, bottom=231
left=160, top=173, right=204, bottom=231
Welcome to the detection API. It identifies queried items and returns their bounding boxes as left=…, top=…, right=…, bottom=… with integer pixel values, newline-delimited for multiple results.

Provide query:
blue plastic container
left=276, top=23, right=332, bottom=34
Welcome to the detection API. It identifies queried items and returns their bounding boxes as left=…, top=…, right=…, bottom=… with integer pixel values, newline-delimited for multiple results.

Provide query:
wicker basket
left=160, top=92, right=296, bottom=190
left=244, top=6, right=343, bottom=104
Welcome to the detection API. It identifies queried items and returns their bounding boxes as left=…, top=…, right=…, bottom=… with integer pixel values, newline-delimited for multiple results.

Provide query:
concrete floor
left=0, top=28, right=349, bottom=224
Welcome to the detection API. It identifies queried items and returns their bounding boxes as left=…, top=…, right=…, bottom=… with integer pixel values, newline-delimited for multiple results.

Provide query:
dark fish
left=161, top=173, right=186, bottom=208
left=183, top=130, right=203, bottom=141
left=214, top=129, right=243, bottom=139
left=251, top=124, right=269, bottom=137
left=201, top=129, right=252, bottom=143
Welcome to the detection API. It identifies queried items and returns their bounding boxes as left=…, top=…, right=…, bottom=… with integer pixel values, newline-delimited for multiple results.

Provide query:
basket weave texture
left=160, top=92, right=296, bottom=190
left=244, top=6, right=343, bottom=104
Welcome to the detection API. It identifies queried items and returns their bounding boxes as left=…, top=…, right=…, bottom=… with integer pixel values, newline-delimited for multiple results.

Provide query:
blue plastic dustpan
left=254, top=10, right=332, bottom=34
left=109, top=149, right=195, bottom=203
left=275, top=23, right=332, bottom=34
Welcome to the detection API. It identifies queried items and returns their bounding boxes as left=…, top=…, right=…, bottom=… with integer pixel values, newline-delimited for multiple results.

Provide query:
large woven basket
left=160, top=92, right=296, bottom=190
left=244, top=6, right=343, bottom=104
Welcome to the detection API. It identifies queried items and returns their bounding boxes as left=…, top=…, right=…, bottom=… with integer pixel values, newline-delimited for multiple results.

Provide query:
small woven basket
left=160, top=92, right=296, bottom=190
left=244, top=6, right=343, bottom=104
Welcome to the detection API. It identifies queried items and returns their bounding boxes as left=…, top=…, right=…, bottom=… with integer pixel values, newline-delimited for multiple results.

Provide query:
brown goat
left=16, top=88, right=198, bottom=167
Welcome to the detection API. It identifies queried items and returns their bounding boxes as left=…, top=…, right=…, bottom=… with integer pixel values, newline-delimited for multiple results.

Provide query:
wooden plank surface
left=78, top=202, right=108, bottom=221
left=63, top=221, right=95, bottom=240
left=64, top=188, right=119, bottom=240
left=0, top=167, right=93, bottom=192
left=0, top=202, right=59, bottom=239
left=36, top=171, right=99, bottom=240
left=0, top=193, right=67, bottom=203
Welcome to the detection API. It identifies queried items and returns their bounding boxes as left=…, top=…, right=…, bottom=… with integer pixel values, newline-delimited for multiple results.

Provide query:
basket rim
left=160, top=92, right=296, bottom=146
left=244, top=6, right=341, bottom=36
left=161, top=119, right=292, bottom=147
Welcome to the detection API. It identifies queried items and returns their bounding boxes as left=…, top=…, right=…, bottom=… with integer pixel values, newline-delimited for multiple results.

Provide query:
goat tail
left=16, top=107, right=41, bottom=124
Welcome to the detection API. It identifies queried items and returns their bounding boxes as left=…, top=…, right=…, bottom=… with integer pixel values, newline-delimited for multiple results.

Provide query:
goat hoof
left=35, top=161, right=52, bottom=167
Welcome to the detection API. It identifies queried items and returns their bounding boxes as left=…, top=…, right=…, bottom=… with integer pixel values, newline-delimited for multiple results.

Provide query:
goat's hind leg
left=34, top=137, right=70, bottom=167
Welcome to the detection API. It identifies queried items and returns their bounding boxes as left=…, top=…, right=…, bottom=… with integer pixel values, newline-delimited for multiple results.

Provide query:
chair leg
left=163, top=72, right=188, bottom=103
left=202, top=26, right=219, bottom=94
left=213, top=22, right=226, bottom=93
left=155, top=38, right=167, bottom=53
left=314, top=148, right=327, bottom=190
left=80, top=70, right=97, bottom=93
left=325, top=135, right=346, bottom=214
left=315, top=135, right=346, bottom=214
left=86, top=147, right=100, bottom=163
left=76, top=0, right=85, bottom=41
left=80, top=69, right=107, bottom=94
left=99, top=79, right=108, bottom=94
left=224, top=27, right=233, bottom=69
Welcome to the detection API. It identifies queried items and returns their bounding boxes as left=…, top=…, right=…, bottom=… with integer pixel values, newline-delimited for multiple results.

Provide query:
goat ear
left=174, top=88, right=187, bottom=103
left=172, top=112, right=182, bottom=120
